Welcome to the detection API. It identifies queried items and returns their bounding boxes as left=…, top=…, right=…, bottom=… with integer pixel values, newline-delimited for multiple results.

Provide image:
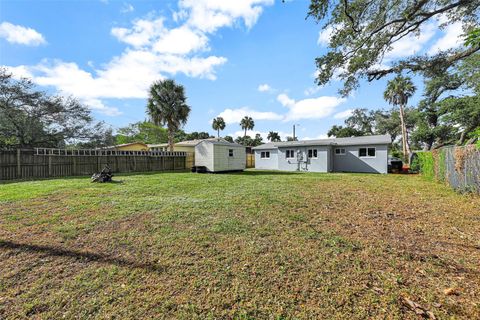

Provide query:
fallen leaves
left=443, top=287, right=461, bottom=296
left=401, top=296, right=436, bottom=319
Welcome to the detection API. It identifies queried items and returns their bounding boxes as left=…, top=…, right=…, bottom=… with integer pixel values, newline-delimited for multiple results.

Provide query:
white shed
left=194, top=139, right=246, bottom=172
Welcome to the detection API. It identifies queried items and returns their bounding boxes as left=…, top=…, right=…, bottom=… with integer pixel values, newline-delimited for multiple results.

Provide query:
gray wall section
left=213, top=145, right=246, bottom=171
left=254, top=149, right=278, bottom=170
left=332, top=144, right=388, bottom=174
left=277, top=146, right=330, bottom=172
left=254, top=143, right=388, bottom=174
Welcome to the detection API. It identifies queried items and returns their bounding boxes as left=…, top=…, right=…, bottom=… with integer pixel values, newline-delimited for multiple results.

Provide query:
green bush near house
left=412, top=151, right=435, bottom=180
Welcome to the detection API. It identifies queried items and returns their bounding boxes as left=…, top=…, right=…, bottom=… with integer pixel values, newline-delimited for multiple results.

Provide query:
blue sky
left=0, top=0, right=465, bottom=140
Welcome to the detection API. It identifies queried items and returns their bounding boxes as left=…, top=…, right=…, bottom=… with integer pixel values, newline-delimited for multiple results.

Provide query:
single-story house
left=148, top=138, right=226, bottom=152
left=252, top=134, right=391, bottom=174
left=194, top=139, right=246, bottom=172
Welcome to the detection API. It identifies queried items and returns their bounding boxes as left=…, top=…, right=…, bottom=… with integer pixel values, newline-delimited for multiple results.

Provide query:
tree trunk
left=244, top=128, right=247, bottom=138
left=168, top=128, right=174, bottom=152
left=217, top=129, right=220, bottom=138
left=399, top=104, right=411, bottom=164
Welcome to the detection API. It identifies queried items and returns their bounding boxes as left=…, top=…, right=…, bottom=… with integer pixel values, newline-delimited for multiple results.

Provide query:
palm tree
left=212, top=117, right=226, bottom=138
left=240, top=116, right=254, bottom=138
left=384, top=75, right=416, bottom=162
left=147, top=79, right=191, bottom=151
left=267, top=131, right=281, bottom=142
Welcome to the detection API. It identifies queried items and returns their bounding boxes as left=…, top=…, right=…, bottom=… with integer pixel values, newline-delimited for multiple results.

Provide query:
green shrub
left=415, top=151, right=435, bottom=180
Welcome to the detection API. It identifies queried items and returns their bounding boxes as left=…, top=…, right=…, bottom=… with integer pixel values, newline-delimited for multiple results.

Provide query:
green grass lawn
left=1, top=171, right=479, bottom=319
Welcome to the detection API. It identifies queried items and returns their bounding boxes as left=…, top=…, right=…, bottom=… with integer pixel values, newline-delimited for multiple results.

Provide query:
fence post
left=16, top=149, right=21, bottom=178
left=72, top=156, right=77, bottom=176
left=48, top=154, right=52, bottom=176
left=173, top=156, right=176, bottom=171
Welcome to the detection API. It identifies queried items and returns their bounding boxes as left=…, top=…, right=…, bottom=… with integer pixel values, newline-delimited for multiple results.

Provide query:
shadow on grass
left=0, top=239, right=164, bottom=273
left=225, top=170, right=302, bottom=176
left=0, top=170, right=190, bottom=184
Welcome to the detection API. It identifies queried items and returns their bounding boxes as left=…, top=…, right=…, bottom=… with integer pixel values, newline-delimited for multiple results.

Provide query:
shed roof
left=149, top=138, right=229, bottom=148
left=252, top=134, right=391, bottom=150
left=197, top=139, right=244, bottom=147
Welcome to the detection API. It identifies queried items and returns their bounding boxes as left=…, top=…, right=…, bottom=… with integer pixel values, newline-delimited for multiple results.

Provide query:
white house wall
left=332, top=144, right=388, bottom=174
left=277, top=146, right=330, bottom=172
left=254, top=144, right=388, bottom=174
left=195, top=142, right=214, bottom=170
left=254, top=149, right=278, bottom=170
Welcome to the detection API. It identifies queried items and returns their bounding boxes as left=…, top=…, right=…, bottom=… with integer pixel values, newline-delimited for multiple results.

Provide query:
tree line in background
left=327, top=52, right=480, bottom=160
left=309, top=0, right=480, bottom=161
left=0, top=71, right=274, bottom=150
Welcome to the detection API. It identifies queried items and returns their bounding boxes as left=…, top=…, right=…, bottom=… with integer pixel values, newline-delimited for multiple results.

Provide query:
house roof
left=252, top=134, right=392, bottom=150
left=149, top=138, right=228, bottom=148
left=101, top=142, right=148, bottom=150
left=197, top=139, right=244, bottom=147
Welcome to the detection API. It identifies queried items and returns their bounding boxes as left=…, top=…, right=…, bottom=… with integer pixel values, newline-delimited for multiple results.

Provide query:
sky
left=0, top=0, right=466, bottom=141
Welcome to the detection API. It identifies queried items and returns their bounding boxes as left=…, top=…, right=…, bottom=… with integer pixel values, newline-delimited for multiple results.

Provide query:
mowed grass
left=0, top=171, right=479, bottom=319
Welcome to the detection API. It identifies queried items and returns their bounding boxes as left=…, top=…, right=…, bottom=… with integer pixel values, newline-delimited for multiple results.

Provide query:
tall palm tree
left=267, top=131, right=281, bottom=142
left=384, top=75, right=416, bottom=162
left=240, top=116, right=254, bottom=138
left=212, top=117, right=226, bottom=138
left=147, top=79, right=191, bottom=151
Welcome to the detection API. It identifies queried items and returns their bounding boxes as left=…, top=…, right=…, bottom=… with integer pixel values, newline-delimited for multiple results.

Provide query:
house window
left=286, top=149, right=295, bottom=159
left=359, top=147, right=376, bottom=157
left=260, top=151, right=270, bottom=159
left=229, top=149, right=234, bottom=157
left=335, top=148, right=346, bottom=155
left=308, top=149, right=318, bottom=158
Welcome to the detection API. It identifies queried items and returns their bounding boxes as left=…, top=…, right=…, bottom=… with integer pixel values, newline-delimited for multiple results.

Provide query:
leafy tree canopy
left=267, top=131, right=281, bottom=142
left=308, top=0, right=480, bottom=96
left=0, top=69, right=106, bottom=149
left=147, top=79, right=191, bottom=151
left=116, top=121, right=168, bottom=145
left=235, top=134, right=263, bottom=146
left=175, top=131, right=213, bottom=142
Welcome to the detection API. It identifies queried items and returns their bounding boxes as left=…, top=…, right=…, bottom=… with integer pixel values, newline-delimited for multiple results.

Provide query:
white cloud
left=304, top=86, right=321, bottom=96
left=5, top=65, right=34, bottom=79
left=111, top=18, right=165, bottom=48
left=217, top=107, right=283, bottom=124
left=23, top=52, right=226, bottom=101
left=258, top=83, right=272, bottom=92
left=3, top=0, right=273, bottom=116
left=277, top=93, right=295, bottom=107
left=384, top=22, right=437, bottom=60
left=277, top=93, right=346, bottom=121
left=83, top=98, right=122, bottom=116
left=428, top=21, right=464, bottom=55
left=179, top=0, right=274, bottom=33
left=0, top=22, right=46, bottom=46
left=317, top=25, right=335, bottom=46
left=333, top=109, right=353, bottom=119
left=121, top=2, right=134, bottom=13
left=153, top=25, right=209, bottom=54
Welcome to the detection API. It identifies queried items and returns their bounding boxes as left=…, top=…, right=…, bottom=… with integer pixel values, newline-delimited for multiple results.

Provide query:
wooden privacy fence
left=246, top=153, right=255, bottom=168
left=0, top=148, right=189, bottom=181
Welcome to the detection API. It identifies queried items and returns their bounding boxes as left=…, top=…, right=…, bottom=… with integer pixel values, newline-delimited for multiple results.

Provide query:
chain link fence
left=411, top=145, right=480, bottom=194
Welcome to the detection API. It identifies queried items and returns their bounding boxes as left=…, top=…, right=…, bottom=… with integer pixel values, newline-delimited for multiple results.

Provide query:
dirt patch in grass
left=1, top=172, right=479, bottom=319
